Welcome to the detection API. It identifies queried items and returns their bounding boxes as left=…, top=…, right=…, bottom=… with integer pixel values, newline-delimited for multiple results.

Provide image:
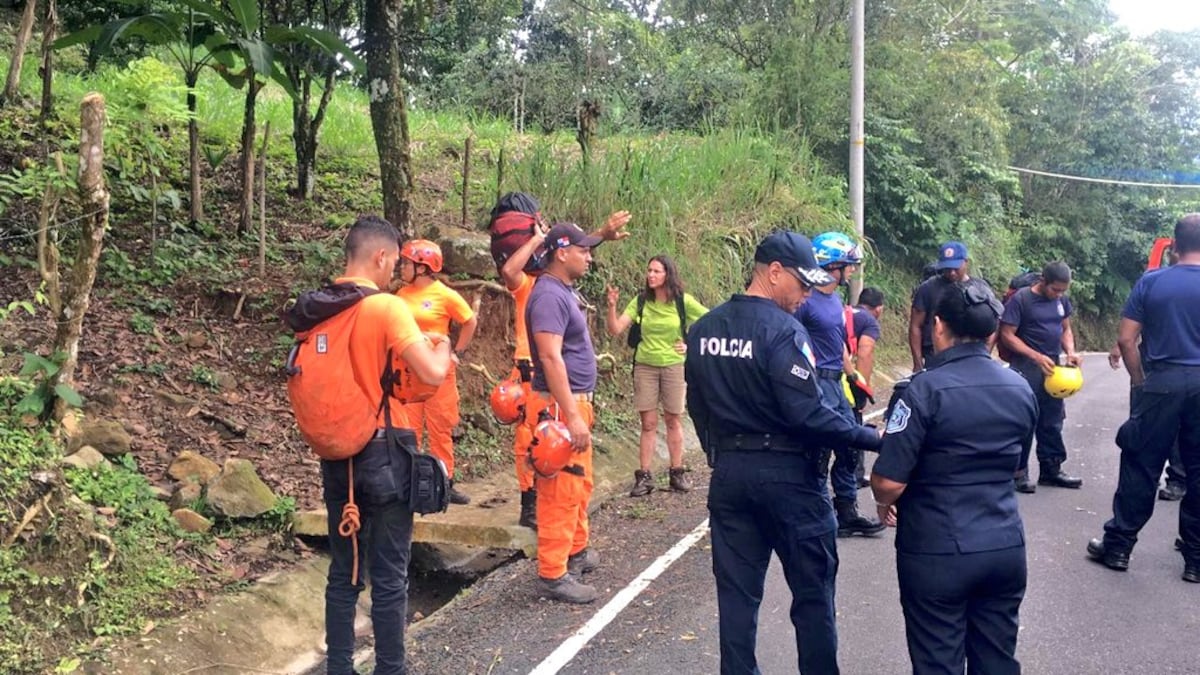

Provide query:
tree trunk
left=187, top=74, right=202, bottom=224
left=258, top=121, right=270, bottom=277
left=364, top=0, right=413, bottom=237
left=37, top=0, right=56, bottom=121
left=292, top=74, right=313, bottom=199
left=1, top=0, right=38, bottom=106
left=292, top=66, right=337, bottom=200
left=52, top=93, right=108, bottom=422
left=238, top=80, right=259, bottom=236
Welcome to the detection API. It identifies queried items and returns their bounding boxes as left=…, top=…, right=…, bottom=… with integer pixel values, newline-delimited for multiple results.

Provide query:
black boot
left=1038, top=461, right=1083, bottom=489
left=448, top=480, right=471, bottom=505
left=1014, top=469, right=1037, bottom=494
left=835, top=497, right=885, bottom=537
left=519, top=489, right=537, bottom=530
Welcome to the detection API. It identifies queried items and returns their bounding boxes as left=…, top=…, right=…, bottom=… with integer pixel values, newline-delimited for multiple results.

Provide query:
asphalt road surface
left=549, top=354, right=1199, bottom=674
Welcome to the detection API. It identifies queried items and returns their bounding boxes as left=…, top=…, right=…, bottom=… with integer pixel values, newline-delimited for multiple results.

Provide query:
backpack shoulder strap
left=843, top=305, right=857, bottom=356
left=635, top=293, right=646, bottom=322
left=675, top=293, right=687, bottom=338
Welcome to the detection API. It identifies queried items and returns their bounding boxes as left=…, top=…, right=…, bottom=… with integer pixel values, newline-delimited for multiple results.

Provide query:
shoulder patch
left=790, top=363, right=811, bottom=380
left=885, top=399, right=911, bottom=434
left=800, top=341, right=816, bottom=367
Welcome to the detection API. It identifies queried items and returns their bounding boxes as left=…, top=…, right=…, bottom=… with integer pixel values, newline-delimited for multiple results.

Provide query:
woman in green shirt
left=606, top=255, right=708, bottom=497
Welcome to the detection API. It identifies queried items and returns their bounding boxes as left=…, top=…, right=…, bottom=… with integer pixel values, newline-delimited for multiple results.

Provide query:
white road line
left=532, top=410, right=887, bottom=674
left=529, top=517, right=712, bottom=675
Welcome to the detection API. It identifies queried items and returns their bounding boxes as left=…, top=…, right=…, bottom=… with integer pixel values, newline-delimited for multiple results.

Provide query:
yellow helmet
left=1044, top=366, right=1083, bottom=399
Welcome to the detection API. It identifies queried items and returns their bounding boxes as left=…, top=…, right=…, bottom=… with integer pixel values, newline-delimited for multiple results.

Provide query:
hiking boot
left=630, top=469, right=655, bottom=497
left=448, top=481, right=471, bottom=505
left=1038, top=462, right=1083, bottom=489
left=519, top=489, right=537, bottom=530
left=1087, top=538, right=1130, bottom=572
left=668, top=467, right=692, bottom=492
left=536, top=573, right=598, bottom=604
left=835, top=497, right=885, bottom=537
left=1014, top=470, right=1037, bottom=494
left=1159, top=483, right=1186, bottom=501
left=567, top=548, right=600, bottom=576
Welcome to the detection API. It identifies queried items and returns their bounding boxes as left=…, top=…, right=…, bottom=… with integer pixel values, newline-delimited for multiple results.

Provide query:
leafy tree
left=266, top=0, right=359, bottom=200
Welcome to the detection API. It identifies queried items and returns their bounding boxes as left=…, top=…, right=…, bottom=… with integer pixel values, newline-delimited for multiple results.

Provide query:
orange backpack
left=285, top=283, right=386, bottom=460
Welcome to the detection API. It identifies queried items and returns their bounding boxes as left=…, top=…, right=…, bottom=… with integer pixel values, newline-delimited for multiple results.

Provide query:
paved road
left=555, top=354, right=1200, bottom=674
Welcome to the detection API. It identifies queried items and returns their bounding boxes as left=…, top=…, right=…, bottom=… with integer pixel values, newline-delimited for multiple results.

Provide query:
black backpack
left=1003, top=271, right=1040, bottom=304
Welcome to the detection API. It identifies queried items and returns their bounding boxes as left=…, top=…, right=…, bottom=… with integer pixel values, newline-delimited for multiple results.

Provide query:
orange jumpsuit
left=524, top=393, right=594, bottom=579
left=395, top=280, right=474, bottom=479
left=510, top=273, right=537, bottom=491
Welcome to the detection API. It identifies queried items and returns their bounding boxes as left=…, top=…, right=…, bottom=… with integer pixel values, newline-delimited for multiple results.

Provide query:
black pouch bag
left=382, top=396, right=449, bottom=514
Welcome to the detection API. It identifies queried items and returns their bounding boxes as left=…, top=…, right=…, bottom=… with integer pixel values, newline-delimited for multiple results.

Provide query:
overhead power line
left=1007, top=166, right=1200, bottom=189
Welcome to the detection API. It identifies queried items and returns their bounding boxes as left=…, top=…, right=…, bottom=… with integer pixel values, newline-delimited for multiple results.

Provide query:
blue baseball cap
left=755, top=232, right=835, bottom=287
left=935, top=241, right=968, bottom=270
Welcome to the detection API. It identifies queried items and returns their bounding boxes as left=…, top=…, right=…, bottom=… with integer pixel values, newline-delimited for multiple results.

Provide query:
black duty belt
left=817, top=368, right=844, bottom=380
left=717, top=433, right=808, bottom=453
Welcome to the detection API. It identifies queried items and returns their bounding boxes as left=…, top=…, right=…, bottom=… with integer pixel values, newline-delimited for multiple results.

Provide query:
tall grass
left=501, top=131, right=850, bottom=306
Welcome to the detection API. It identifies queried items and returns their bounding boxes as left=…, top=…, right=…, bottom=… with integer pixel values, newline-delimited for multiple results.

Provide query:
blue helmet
left=812, top=232, right=864, bottom=268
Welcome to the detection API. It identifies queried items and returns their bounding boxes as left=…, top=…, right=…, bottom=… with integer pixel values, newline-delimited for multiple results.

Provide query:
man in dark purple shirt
left=525, top=222, right=606, bottom=604
left=999, top=261, right=1084, bottom=492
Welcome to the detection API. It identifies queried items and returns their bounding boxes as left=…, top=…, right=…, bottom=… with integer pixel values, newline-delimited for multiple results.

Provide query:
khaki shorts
left=633, top=362, right=686, bottom=415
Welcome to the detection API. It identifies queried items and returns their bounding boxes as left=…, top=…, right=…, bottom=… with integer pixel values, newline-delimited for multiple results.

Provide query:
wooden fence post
left=51, top=93, right=109, bottom=422
left=461, top=135, right=472, bottom=228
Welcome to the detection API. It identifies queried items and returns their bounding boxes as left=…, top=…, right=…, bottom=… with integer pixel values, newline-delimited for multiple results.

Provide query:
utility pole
left=849, top=0, right=865, bottom=305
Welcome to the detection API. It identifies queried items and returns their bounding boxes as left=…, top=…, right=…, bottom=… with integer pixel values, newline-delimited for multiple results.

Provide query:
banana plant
left=57, top=0, right=360, bottom=234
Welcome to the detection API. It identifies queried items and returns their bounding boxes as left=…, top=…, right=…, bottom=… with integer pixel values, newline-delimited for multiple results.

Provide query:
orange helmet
left=528, top=419, right=574, bottom=477
left=400, top=239, right=443, bottom=273
left=490, top=379, right=526, bottom=425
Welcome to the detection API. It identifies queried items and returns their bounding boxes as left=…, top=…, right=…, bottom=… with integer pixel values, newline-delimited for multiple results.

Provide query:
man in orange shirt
left=315, top=216, right=450, bottom=675
left=500, top=209, right=631, bottom=530
left=396, top=239, right=478, bottom=505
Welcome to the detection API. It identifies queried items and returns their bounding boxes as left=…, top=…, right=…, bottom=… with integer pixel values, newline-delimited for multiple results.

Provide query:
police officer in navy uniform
left=686, top=231, right=883, bottom=674
left=872, top=282, right=1037, bottom=675
left=1089, top=214, right=1200, bottom=582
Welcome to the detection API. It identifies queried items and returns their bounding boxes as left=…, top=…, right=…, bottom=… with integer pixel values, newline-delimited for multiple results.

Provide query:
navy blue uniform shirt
left=1123, top=265, right=1200, bottom=368
left=850, top=305, right=881, bottom=354
left=873, top=342, right=1037, bottom=554
left=1000, top=286, right=1073, bottom=359
left=685, top=294, right=881, bottom=461
left=795, top=288, right=846, bottom=370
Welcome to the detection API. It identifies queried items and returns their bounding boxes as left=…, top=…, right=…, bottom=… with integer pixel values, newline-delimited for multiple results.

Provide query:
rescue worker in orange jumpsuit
left=500, top=209, right=631, bottom=529
left=526, top=222, right=619, bottom=604
left=396, top=239, right=478, bottom=505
